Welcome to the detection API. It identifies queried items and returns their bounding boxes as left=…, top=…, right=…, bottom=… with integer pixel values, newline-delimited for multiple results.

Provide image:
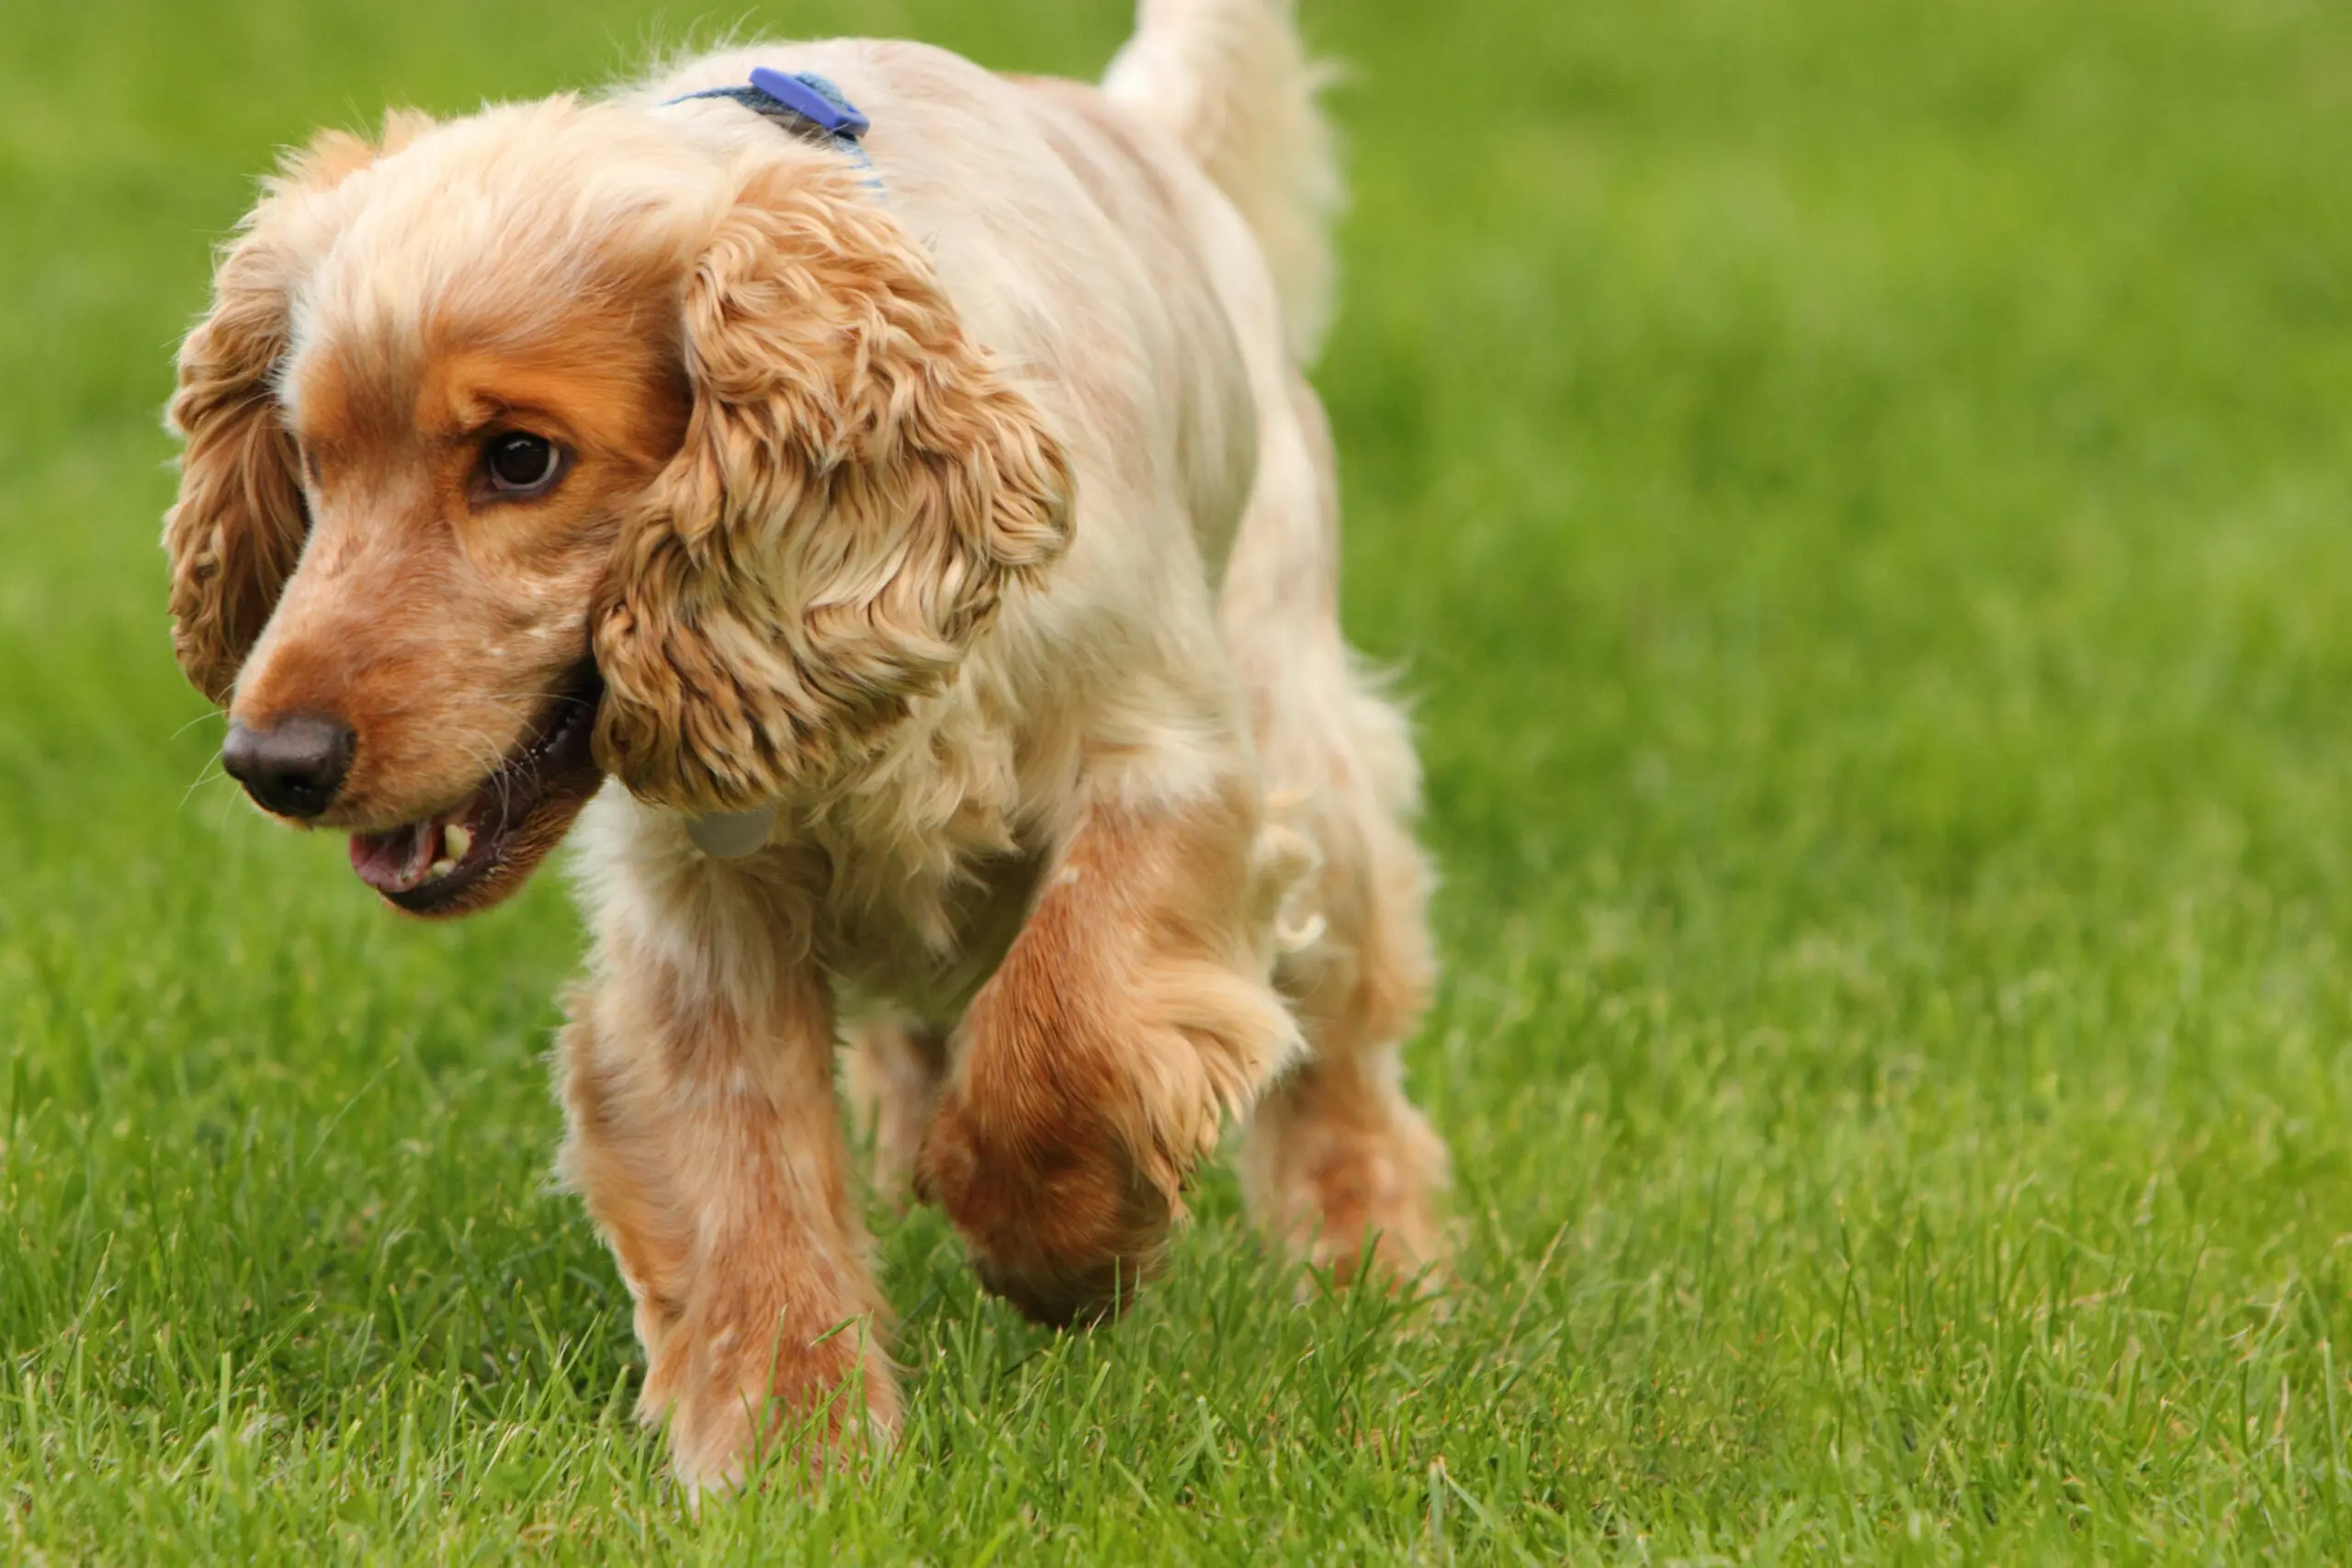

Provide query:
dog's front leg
left=558, top=930, right=893, bottom=1492
left=917, top=781, right=1301, bottom=1325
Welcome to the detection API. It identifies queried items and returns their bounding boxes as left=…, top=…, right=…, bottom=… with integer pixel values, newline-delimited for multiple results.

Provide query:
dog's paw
left=1284, top=1156, right=1450, bottom=1297
left=915, top=1082, right=1178, bottom=1327
left=644, top=1301, right=898, bottom=1495
left=1242, top=1073, right=1453, bottom=1298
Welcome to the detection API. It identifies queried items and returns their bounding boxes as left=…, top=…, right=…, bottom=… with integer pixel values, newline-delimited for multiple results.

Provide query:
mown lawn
left=7, top=0, right=2352, bottom=1560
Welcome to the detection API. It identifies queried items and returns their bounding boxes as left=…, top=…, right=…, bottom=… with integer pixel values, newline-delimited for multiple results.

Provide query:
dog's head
left=164, top=97, right=1072, bottom=917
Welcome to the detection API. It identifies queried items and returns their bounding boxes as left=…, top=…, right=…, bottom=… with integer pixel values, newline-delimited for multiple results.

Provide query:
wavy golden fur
left=164, top=0, right=1447, bottom=1490
left=594, top=161, right=1075, bottom=812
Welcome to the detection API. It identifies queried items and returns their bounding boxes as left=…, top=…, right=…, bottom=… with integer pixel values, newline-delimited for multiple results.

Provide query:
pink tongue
left=350, top=819, right=438, bottom=895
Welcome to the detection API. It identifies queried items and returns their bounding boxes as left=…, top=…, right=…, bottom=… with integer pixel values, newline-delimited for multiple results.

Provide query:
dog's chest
left=814, top=840, right=1045, bottom=1023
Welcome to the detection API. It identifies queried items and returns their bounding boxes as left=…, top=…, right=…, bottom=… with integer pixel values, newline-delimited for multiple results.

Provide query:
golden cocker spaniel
left=164, top=0, right=1447, bottom=1487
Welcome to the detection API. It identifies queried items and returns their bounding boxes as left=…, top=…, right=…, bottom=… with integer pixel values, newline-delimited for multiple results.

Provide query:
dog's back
left=1105, top=0, right=1342, bottom=365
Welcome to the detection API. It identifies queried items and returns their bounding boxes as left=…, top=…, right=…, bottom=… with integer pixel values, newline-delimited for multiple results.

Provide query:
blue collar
left=666, top=67, right=878, bottom=187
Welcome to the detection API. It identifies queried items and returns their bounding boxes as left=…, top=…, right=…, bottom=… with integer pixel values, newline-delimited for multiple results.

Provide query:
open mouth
left=348, top=664, right=605, bottom=917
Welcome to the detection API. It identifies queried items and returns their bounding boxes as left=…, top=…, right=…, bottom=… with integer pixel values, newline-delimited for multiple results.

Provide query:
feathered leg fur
left=916, top=778, right=1303, bottom=1325
left=558, top=902, right=897, bottom=1490
left=1220, top=372, right=1450, bottom=1284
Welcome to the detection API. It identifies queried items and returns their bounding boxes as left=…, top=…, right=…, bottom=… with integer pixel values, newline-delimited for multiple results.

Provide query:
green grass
left=6, top=0, right=2352, bottom=1558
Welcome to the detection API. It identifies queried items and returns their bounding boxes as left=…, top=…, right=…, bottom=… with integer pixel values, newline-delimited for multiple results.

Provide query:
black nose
left=220, top=715, right=356, bottom=818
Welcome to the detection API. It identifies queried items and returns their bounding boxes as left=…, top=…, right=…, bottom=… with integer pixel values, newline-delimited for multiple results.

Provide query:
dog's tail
left=1104, top=0, right=1340, bottom=364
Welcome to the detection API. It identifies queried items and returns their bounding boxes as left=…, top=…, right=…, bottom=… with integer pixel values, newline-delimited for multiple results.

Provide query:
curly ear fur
left=162, top=111, right=435, bottom=705
left=591, top=164, right=1075, bottom=814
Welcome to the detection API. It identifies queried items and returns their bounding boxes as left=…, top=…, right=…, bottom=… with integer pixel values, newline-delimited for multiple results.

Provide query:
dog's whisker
left=179, top=760, right=232, bottom=813
left=170, top=708, right=229, bottom=742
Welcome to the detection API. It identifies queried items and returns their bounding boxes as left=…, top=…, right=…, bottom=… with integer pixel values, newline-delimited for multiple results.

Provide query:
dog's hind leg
left=1239, top=722, right=1449, bottom=1286
left=1222, top=370, right=1451, bottom=1288
left=842, top=1011, right=949, bottom=1207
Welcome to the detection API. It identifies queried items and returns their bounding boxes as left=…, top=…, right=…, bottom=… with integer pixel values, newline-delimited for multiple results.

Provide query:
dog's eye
left=482, top=432, right=562, bottom=496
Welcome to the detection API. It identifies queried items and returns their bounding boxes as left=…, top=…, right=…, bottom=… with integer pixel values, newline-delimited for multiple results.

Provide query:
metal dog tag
left=686, top=806, right=776, bottom=859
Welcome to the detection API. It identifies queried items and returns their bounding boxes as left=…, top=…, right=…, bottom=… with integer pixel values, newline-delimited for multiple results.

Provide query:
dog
left=164, top=0, right=1448, bottom=1487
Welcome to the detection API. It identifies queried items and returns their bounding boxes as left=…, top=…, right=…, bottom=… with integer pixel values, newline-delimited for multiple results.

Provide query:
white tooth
left=445, top=824, right=472, bottom=863
left=427, top=856, right=456, bottom=879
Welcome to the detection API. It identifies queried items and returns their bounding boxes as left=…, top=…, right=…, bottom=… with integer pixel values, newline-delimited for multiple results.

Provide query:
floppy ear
left=162, top=111, right=435, bottom=705
left=592, top=163, right=1075, bottom=814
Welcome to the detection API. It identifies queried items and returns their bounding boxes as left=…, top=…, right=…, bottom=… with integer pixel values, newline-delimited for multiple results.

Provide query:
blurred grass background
left=6, top=0, right=2352, bottom=1559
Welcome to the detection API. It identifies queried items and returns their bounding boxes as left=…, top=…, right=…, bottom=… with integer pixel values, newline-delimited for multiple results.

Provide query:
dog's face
left=164, top=100, right=1071, bottom=918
